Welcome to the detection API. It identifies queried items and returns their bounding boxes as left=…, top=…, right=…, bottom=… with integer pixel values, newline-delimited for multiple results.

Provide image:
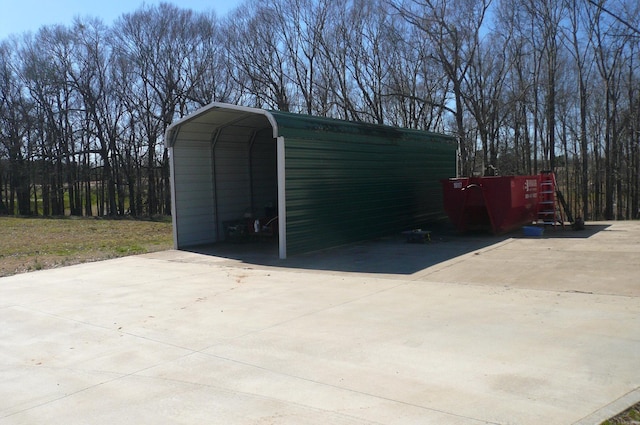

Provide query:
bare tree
left=184, top=12, right=237, bottom=108
left=266, top=0, right=330, bottom=115
left=225, top=3, right=292, bottom=111
left=385, top=19, right=450, bottom=131
left=67, top=19, right=125, bottom=216
left=561, top=0, right=595, bottom=219
left=315, top=1, right=360, bottom=120
left=463, top=32, right=511, bottom=175
left=392, top=0, right=492, bottom=176
left=20, top=27, right=83, bottom=216
left=112, top=3, right=217, bottom=215
left=494, top=1, right=536, bottom=174
left=588, top=1, right=627, bottom=219
left=0, top=39, right=34, bottom=215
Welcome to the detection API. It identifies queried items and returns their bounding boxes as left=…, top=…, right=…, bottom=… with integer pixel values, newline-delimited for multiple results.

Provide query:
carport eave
left=166, top=103, right=281, bottom=148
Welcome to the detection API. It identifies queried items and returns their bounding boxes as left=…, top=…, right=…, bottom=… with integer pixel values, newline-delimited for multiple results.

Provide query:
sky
left=0, top=0, right=244, bottom=40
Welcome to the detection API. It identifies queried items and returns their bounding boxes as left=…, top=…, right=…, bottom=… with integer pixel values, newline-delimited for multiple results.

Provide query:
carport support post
left=277, top=136, right=287, bottom=259
left=169, top=145, right=179, bottom=249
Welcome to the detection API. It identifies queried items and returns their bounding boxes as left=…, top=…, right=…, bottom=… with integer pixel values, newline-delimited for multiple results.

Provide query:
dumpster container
left=441, top=175, right=539, bottom=234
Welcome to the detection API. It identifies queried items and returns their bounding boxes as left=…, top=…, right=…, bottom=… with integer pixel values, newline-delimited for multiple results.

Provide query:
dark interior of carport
left=167, top=105, right=282, bottom=256
left=217, top=126, right=278, bottom=240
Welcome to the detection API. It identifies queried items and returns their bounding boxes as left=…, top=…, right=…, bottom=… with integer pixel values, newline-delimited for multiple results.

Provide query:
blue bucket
left=522, top=226, right=544, bottom=236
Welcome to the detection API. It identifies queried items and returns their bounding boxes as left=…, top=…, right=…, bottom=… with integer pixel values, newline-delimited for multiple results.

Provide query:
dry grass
left=601, top=404, right=640, bottom=425
left=0, top=216, right=172, bottom=277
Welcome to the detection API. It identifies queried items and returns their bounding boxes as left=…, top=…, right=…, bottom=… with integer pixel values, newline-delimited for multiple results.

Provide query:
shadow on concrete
left=186, top=223, right=610, bottom=275
left=186, top=223, right=506, bottom=275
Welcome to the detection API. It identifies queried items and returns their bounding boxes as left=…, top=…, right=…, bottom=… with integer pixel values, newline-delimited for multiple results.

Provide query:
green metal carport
left=166, top=102, right=457, bottom=259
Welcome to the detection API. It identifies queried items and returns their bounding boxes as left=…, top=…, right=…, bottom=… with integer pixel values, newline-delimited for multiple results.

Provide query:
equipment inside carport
left=166, top=103, right=457, bottom=259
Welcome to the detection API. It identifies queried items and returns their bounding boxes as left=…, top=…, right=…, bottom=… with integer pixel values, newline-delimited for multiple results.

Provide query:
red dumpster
left=441, top=175, right=540, bottom=234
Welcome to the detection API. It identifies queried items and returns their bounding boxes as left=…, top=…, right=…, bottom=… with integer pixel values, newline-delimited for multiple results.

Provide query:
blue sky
left=0, top=0, right=243, bottom=40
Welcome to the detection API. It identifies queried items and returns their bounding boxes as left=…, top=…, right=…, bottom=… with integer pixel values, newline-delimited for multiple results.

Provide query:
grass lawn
left=0, top=216, right=173, bottom=277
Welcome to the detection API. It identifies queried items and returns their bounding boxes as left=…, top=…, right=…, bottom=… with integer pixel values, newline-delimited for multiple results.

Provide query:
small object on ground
left=402, top=229, right=431, bottom=243
left=522, top=225, right=544, bottom=236
left=572, top=217, right=585, bottom=231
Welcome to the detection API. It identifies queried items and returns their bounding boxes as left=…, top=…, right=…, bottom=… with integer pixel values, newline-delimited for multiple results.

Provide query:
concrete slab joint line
left=1, top=220, right=639, bottom=425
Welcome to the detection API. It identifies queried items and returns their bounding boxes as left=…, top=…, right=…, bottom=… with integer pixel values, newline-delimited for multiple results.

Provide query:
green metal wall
left=271, top=112, right=457, bottom=256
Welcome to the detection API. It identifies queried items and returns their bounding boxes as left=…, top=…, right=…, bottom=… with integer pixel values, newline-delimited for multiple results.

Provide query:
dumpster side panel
left=503, top=176, right=539, bottom=233
left=487, top=176, right=539, bottom=234
left=441, top=175, right=540, bottom=234
left=481, top=177, right=511, bottom=234
left=441, top=178, right=493, bottom=233
left=441, top=178, right=472, bottom=232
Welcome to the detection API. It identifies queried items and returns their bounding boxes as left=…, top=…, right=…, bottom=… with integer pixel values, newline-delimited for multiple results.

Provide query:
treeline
left=0, top=0, right=639, bottom=220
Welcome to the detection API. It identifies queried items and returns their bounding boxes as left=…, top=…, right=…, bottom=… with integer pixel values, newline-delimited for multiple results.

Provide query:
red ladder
left=537, top=171, right=564, bottom=227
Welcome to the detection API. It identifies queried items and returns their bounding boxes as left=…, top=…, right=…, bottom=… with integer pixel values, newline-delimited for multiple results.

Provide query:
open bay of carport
left=1, top=221, right=638, bottom=424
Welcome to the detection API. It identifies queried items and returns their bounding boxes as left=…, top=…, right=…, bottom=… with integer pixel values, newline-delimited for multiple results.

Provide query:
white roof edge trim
left=165, top=102, right=280, bottom=146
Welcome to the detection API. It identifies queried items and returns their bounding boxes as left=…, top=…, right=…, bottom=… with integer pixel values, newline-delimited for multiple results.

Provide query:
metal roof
left=166, top=102, right=456, bottom=147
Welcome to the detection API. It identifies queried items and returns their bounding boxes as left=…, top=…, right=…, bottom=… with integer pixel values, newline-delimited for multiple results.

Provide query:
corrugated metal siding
left=250, top=130, right=277, bottom=218
left=213, top=127, right=252, bottom=237
left=275, top=116, right=456, bottom=256
left=172, top=140, right=216, bottom=247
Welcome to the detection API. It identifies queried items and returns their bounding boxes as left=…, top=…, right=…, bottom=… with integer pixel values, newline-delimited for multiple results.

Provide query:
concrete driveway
left=1, top=221, right=639, bottom=424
